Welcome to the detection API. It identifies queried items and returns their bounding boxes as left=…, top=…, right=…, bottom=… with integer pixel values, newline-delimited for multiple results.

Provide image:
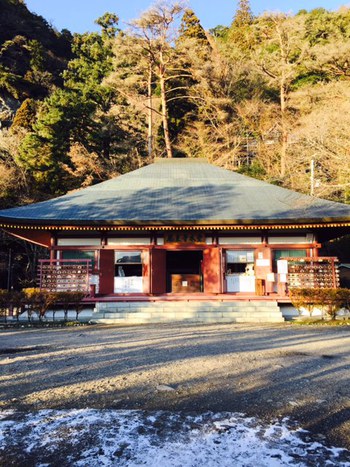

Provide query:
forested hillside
left=1, top=0, right=350, bottom=209
left=0, top=0, right=72, bottom=119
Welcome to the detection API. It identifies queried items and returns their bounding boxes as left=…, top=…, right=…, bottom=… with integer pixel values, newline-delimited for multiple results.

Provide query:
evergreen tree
left=179, top=9, right=208, bottom=44
left=228, top=0, right=255, bottom=53
left=233, top=0, right=253, bottom=28
left=3, top=3, right=350, bottom=206
left=95, top=12, right=119, bottom=39
left=130, top=2, right=185, bottom=158
left=17, top=88, right=96, bottom=195
left=11, top=98, right=37, bottom=130
left=16, top=19, right=119, bottom=196
left=173, top=9, right=212, bottom=152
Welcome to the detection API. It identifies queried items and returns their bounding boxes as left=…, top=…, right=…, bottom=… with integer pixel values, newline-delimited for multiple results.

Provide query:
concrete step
left=92, top=315, right=284, bottom=325
left=96, top=307, right=281, bottom=313
left=95, top=300, right=280, bottom=307
left=91, top=300, right=284, bottom=324
left=97, top=302, right=280, bottom=311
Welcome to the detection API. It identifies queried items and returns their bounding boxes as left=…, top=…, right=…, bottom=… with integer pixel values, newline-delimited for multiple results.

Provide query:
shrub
left=0, top=290, right=10, bottom=322
left=320, top=288, right=350, bottom=320
left=290, top=288, right=350, bottom=320
left=10, top=290, right=26, bottom=321
left=54, top=291, right=86, bottom=321
left=23, top=288, right=57, bottom=322
left=289, top=288, right=317, bottom=317
left=0, top=290, right=29, bottom=322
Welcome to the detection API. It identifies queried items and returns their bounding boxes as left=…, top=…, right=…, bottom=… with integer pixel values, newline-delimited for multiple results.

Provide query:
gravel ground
left=0, top=322, right=350, bottom=451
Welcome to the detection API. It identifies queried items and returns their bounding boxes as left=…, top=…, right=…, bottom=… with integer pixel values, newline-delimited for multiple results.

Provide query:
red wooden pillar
left=202, top=247, right=221, bottom=293
left=99, top=250, right=114, bottom=294
left=50, top=235, right=56, bottom=261
left=151, top=249, right=166, bottom=294
left=142, top=250, right=150, bottom=293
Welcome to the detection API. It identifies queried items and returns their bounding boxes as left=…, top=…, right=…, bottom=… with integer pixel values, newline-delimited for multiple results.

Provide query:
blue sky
left=24, top=1, right=348, bottom=33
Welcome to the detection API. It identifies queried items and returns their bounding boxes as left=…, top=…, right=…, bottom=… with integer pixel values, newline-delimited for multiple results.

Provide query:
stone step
left=95, top=302, right=280, bottom=309
left=97, top=308, right=281, bottom=316
left=97, top=302, right=280, bottom=312
left=91, top=300, right=284, bottom=324
left=92, top=315, right=284, bottom=325
left=96, top=310, right=281, bottom=319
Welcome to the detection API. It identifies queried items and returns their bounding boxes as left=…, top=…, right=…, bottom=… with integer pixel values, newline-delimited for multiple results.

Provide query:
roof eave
left=1, top=216, right=350, bottom=228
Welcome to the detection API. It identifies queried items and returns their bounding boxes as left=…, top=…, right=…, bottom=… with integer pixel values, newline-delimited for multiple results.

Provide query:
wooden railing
left=38, top=259, right=92, bottom=293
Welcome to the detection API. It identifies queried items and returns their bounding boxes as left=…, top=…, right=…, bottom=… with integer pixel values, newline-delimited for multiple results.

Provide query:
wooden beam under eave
left=3, top=229, right=51, bottom=248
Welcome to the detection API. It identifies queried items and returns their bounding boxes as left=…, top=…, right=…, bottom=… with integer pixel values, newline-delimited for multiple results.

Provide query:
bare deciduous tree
left=254, top=13, right=308, bottom=178
left=290, top=82, right=350, bottom=202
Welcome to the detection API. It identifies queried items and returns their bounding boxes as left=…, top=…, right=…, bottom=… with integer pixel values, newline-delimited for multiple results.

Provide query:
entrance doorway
left=166, top=250, right=203, bottom=293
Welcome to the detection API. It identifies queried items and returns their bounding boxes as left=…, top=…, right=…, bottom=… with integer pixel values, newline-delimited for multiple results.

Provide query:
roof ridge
left=153, top=157, right=208, bottom=163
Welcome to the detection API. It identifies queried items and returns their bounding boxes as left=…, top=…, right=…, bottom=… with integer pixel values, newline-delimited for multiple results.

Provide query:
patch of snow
left=0, top=410, right=349, bottom=466
left=156, top=384, right=176, bottom=392
left=0, top=410, right=14, bottom=420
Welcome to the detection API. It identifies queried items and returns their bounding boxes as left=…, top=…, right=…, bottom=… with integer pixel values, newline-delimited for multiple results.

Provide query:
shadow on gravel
left=0, top=325, right=349, bottom=449
left=0, top=346, right=51, bottom=355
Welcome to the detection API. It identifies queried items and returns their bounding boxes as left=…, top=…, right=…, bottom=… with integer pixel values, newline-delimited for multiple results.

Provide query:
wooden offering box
left=171, top=274, right=201, bottom=293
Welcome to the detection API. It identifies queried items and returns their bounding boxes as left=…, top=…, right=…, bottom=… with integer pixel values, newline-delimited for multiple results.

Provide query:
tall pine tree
left=228, top=0, right=254, bottom=52
left=179, top=9, right=208, bottom=44
left=232, top=0, right=253, bottom=28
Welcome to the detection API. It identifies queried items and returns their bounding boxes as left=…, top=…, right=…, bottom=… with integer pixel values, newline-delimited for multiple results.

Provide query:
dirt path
left=1, top=323, right=349, bottom=450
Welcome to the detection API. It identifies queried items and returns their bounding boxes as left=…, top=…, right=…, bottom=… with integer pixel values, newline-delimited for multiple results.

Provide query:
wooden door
left=151, top=249, right=166, bottom=294
left=99, top=250, right=114, bottom=294
left=202, top=247, right=221, bottom=293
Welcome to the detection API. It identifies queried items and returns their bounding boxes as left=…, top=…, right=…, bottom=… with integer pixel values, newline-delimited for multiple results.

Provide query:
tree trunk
left=159, top=61, right=173, bottom=158
left=280, top=79, right=287, bottom=178
left=148, top=64, right=153, bottom=159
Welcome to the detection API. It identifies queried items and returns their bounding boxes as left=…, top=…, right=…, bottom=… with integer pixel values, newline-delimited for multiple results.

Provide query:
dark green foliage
left=16, top=16, right=122, bottom=196
left=237, top=160, right=266, bottom=179
left=154, top=8, right=210, bottom=149
left=291, top=72, right=329, bottom=89
left=0, top=0, right=72, bottom=57
left=17, top=89, right=96, bottom=195
left=1, top=35, right=31, bottom=76
left=209, top=25, right=229, bottom=39
left=64, top=32, right=114, bottom=92
left=0, top=66, right=27, bottom=100
left=15, top=14, right=147, bottom=198
left=0, top=0, right=72, bottom=105
left=305, top=8, right=350, bottom=45
left=95, top=12, right=119, bottom=39
left=1, top=3, right=350, bottom=206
